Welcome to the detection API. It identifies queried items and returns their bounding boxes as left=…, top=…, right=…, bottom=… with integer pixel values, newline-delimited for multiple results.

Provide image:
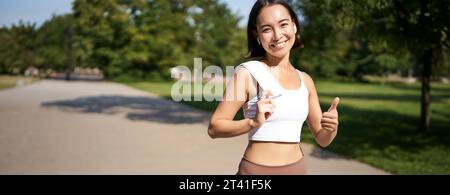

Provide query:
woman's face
left=255, top=4, right=297, bottom=59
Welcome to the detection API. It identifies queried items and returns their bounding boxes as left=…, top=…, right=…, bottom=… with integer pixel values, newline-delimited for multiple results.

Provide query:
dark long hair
left=245, top=0, right=303, bottom=59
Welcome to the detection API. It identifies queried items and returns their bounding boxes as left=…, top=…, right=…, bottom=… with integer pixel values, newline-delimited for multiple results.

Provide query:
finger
left=261, top=90, right=272, bottom=99
left=259, top=91, right=268, bottom=100
left=268, top=96, right=276, bottom=108
left=260, top=104, right=274, bottom=113
left=328, top=97, right=340, bottom=112
left=322, top=126, right=336, bottom=132
left=258, top=96, right=276, bottom=107
left=262, top=91, right=269, bottom=99
left=258, top=98, right=270, bottom=104
left=322, top=126, right=335, bottom=132
left=321, top=118, right=338, bottom=125
left=322, top=112, right=338, bottom=119
left=321, top=123, right=336, bottom=129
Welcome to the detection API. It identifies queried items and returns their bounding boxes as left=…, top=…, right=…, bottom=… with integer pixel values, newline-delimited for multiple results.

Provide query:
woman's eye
left=262, top=28, right=271, bottom=33
left=281, top=23, right=289, bottom=27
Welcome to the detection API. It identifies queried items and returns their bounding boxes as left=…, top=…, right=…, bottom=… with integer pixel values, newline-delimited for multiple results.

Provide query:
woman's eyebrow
left=259, top=18, right=290, bottom=29
left=259, top=23, right=271, bottom=29
left=278, top=18, right=290, bottom=23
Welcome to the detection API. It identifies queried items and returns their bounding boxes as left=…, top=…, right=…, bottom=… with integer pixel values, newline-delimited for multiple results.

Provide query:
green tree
left=0, top=22, right=39, bottom=74
left=72, top=0, right=245, bottom=80
left=297, top=0, right=450, bottom=132
left=0, top=27, right=12, bottom=73
left=188, top=0, right=246, bottom=68
left=73, top=0, right=129, bottom=78
left=292, top=0, right=411, bottom=79
left=35, top=14, right=75, bottom=73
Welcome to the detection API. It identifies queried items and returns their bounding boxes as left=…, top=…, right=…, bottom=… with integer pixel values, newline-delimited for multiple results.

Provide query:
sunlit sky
left=0, top=0, right=255, bottom=27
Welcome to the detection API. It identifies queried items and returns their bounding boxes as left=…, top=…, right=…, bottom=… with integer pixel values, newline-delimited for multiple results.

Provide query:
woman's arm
left=301, top=72, right=339, bottom=147
left=208, top=67, right=276, bottom=139
left=208, top=68, right=255, bottom=138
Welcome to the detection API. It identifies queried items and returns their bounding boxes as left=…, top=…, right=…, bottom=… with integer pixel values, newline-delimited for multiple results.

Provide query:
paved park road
left=0, top=80, right=389, bottom=174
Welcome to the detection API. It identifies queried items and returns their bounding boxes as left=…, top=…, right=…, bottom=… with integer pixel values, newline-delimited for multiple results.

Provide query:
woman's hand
left=252, top=90, right=276, bottom=129
left=321, top=97, right=340, bottom=132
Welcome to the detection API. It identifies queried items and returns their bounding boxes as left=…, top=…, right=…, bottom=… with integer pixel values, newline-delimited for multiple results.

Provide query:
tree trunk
left=65, top=26, right=73, bottom=81
left=420, top=48, right=432, bottom=133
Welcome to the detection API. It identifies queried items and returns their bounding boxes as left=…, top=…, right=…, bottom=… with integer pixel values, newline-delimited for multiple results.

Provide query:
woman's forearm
left=314, top=128, right=338, bottom=148
left=208, top=118, right=255, bottom=138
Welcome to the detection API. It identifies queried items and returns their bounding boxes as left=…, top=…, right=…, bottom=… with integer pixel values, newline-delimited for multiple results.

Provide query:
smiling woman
left=207, top=0, right=341, bottom=175
left=246, top=1, right=302, bottom=59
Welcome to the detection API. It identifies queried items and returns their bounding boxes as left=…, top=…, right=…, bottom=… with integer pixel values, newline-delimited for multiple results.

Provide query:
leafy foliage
left=0, top=0, right=246, bottom=80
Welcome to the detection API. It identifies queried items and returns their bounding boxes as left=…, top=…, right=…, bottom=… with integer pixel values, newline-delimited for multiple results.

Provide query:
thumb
left=327, top=97, right=340, bottom=112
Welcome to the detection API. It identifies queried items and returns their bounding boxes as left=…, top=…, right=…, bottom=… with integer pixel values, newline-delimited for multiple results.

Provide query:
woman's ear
left=293, top=23, right=297, bottom=34
left=253, top=31, right=260, bottom=45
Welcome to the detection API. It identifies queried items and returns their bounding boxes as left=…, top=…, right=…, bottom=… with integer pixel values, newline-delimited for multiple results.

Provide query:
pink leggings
left=236, top=157, right=307, bottom=175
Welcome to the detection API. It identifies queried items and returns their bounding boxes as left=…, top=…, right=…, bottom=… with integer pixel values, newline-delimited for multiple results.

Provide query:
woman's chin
left=267, top=49, right=290, bottom=59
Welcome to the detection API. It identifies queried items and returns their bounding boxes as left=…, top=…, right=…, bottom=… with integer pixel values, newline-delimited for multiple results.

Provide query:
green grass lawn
left=124, top=80, right=450, bottom=174
left=309, top=81, right=450, bottom=174
left=0, top=75, right=39, bottom=90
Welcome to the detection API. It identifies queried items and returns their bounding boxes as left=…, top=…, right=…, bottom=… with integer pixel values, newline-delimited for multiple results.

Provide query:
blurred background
left=0, top=0, right=449, bottom=174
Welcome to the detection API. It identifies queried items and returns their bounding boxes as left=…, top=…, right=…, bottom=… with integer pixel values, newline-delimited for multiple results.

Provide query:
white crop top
left=237, top=61, right=309, bottom=143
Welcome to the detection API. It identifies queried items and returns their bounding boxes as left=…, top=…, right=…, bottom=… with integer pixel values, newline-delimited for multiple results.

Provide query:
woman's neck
left=263, top=54, right=291, bottom=69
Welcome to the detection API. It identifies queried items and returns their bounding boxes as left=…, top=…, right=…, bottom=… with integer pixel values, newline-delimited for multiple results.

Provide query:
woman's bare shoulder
left=299, top=71, right=314, bottom=84
left=234, top=65, right=252, bottom=77
left=298, top=71, right=316, bottom=92
left=233, top=65, right=254, bottom=87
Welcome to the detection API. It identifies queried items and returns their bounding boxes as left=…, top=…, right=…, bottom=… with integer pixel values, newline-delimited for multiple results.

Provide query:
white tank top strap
left=240, top=61, right=284, bottom=97
left=296, top=69, right=308, bottom=92
left=296, top=69, right=304, bottom=83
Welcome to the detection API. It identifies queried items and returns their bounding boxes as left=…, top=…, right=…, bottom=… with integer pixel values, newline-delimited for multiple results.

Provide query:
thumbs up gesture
left=321, top=97, right=340, bottom=132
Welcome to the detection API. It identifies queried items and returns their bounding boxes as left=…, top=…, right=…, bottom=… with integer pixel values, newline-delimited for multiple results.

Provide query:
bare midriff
left=243, top=140, right=303, bottom=166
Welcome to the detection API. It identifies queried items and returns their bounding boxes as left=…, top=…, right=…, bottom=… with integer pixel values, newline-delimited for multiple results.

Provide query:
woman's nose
left=273, top=28, right=283, bottom=41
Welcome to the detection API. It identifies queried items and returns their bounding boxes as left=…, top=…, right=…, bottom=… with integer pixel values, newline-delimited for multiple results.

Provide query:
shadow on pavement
left=310, top=146, right=346, bottom=160
left=41, top=95, right=210, bottom=124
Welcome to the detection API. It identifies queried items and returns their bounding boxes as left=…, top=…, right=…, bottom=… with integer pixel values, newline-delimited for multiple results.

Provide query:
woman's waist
left=248, top=122, right=304, bottom=143
left=243, top=141, right=304, bottom=166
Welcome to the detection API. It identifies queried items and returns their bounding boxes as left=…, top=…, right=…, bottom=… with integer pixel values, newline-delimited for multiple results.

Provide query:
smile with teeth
left=270, top=40, right=288, bottom=48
